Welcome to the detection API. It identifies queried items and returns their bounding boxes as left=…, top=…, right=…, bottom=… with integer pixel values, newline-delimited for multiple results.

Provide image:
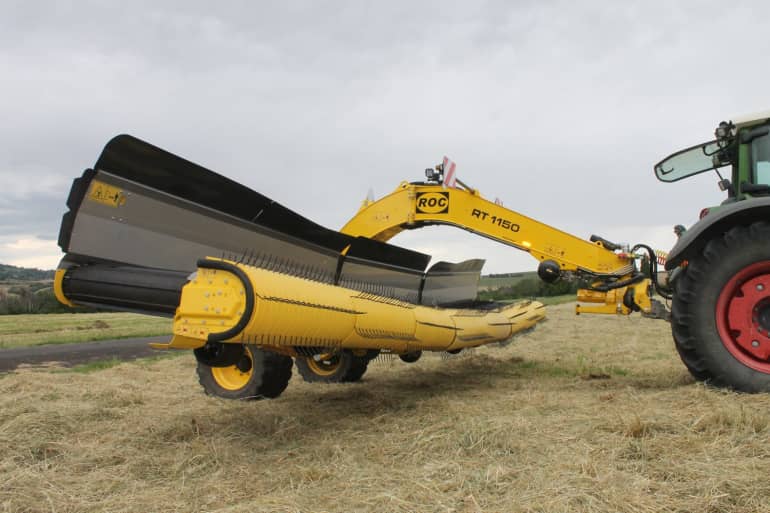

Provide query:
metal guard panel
left=86, top=134, right=429, bottom=272
left=56, top=134, right=492, bottom=312
left=422, top=259, right=485, bottom=307
left=65, top=170, right=341, bottom=279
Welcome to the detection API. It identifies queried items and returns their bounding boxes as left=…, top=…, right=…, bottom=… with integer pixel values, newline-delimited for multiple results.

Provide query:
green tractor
left=657, top=112, right=770, bottom=392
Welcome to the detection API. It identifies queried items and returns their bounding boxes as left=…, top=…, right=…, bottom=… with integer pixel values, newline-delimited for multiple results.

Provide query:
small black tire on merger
left=671, top=222, right=770, bottom=392
left=295, top=349, right=369, bottom=383
left=196, top=345, right=293, bottom=400
left=399, top=350, right=422, bottom=363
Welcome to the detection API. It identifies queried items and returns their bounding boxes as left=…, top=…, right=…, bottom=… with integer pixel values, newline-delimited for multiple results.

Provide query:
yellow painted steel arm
left=340, top=182, right=634, bottom=276
left=169, top=258, right=546, bottom=352
left=341, top=181, right=657, bottom=316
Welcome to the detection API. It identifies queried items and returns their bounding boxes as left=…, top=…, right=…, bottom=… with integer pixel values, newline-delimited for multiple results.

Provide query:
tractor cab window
left=752, top=131, right=770, bottom=185
left=654, top=140, right=730, bottom=182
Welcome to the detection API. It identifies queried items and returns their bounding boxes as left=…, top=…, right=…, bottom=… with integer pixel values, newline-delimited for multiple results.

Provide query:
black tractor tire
left=671, top=222, right=770, bottom=392
left=399, top=350, right=422, bottom=363
left=196, top=345, right=293, bottom=400
left=295, top=350, right=369, bottom=383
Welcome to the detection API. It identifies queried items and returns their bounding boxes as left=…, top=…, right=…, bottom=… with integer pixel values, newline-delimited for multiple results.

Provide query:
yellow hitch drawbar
left=168, top=258, right=546, bottom=353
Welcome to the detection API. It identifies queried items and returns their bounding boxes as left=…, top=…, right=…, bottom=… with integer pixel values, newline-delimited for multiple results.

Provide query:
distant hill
left=0, top=264, right=86, bottom=314
left=478, top=271, right=537, bottom=290
left=0, top=263, right=55, bottom=282
left=478, top=270, right=579, bottom=300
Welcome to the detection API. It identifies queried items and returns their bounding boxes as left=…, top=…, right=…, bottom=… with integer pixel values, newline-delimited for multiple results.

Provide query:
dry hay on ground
left=2, top=303, right=770, bottom=513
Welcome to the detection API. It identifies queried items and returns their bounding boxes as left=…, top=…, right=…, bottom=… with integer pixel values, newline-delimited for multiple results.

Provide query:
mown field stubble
left=2, top=303, right=770, bottom=513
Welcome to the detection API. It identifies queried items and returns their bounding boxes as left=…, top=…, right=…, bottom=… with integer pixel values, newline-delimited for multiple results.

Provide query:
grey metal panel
left=421, top=259, right=485, bottom=307
left=87, top=134, right=431, bottom=271
left=338, top=257, right=423, bottom=303
left=68, top=171, right=340, bottom=280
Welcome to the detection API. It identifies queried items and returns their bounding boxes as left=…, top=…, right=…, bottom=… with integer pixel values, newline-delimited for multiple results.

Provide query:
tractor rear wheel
left=196, top=345, right=292, bottom=400
left=671, top=222, right=770, bottom=392
left=295, top=350, right=369, bottom=383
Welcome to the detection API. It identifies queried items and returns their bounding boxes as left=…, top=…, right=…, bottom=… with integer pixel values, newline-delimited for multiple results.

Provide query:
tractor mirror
left=654, top=140, right=727, bottom=182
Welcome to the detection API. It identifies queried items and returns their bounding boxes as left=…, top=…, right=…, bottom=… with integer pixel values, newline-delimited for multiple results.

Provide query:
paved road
left=0, top=336, right=173, bottom=372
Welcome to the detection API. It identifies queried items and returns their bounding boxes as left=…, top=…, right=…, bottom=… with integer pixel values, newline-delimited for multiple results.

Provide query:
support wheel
left=295, top=350, right=369, bottom=383
left=196, top=345, right=292, bottom=400
left=671, top=222, right=770, bottom=392
left=399, top=351, right=422, bottom=363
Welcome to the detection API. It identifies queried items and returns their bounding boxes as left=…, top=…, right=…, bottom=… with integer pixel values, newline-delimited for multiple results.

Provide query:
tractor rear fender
left=665, top=197, right=770, bottom=271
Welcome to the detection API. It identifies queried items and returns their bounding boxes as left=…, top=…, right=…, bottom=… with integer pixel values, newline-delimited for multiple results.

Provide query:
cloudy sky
left=2, top=1, right=768, bottom=273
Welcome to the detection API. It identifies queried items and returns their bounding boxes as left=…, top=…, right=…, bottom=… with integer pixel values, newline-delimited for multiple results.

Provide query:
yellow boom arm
left=341, top=181, right=653, bottom=315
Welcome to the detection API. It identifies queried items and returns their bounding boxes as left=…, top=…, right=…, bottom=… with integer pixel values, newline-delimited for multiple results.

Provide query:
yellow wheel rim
left=211, top=347, right=253, bottom=391
left=306, top=353, right=343, bottom=377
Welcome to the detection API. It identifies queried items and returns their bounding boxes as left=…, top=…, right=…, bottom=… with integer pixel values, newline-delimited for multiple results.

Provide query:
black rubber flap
left=347, top=236, right=431, bottom=272
left=58, top=168, right=96, bottom=252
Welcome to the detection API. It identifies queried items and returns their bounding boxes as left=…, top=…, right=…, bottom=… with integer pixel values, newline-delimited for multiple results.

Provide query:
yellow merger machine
left=55, top=112, right=770, bottom=395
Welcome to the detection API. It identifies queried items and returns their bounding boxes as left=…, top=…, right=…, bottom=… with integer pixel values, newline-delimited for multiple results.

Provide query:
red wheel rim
left=715, top=261, right=770, bottom=373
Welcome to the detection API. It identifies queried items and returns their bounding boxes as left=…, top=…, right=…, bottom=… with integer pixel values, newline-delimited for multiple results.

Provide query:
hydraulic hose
left=631, top=243, right=673, bottom=300
left=587, top=272, right=646, bottom=292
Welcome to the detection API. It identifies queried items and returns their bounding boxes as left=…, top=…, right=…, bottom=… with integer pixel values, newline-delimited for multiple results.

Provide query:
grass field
left=2, top=303, right=770, bottom=512
left=0, top=312, right=171, bottom=349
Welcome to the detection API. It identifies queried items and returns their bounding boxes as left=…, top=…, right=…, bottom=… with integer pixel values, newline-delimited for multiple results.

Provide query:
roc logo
left=416, top=191, right=449, bottom=214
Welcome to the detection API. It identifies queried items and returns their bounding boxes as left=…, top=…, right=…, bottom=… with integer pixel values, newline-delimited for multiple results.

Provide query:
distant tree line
left=478, top=276, right=581, bottom=301
left=0, top=263, right=100, bottom=314
left=0, top=285, right=99, bottom=314
left=484, top=272, right=526, bottom=278
left=0, top=264, right=54, bottom=281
